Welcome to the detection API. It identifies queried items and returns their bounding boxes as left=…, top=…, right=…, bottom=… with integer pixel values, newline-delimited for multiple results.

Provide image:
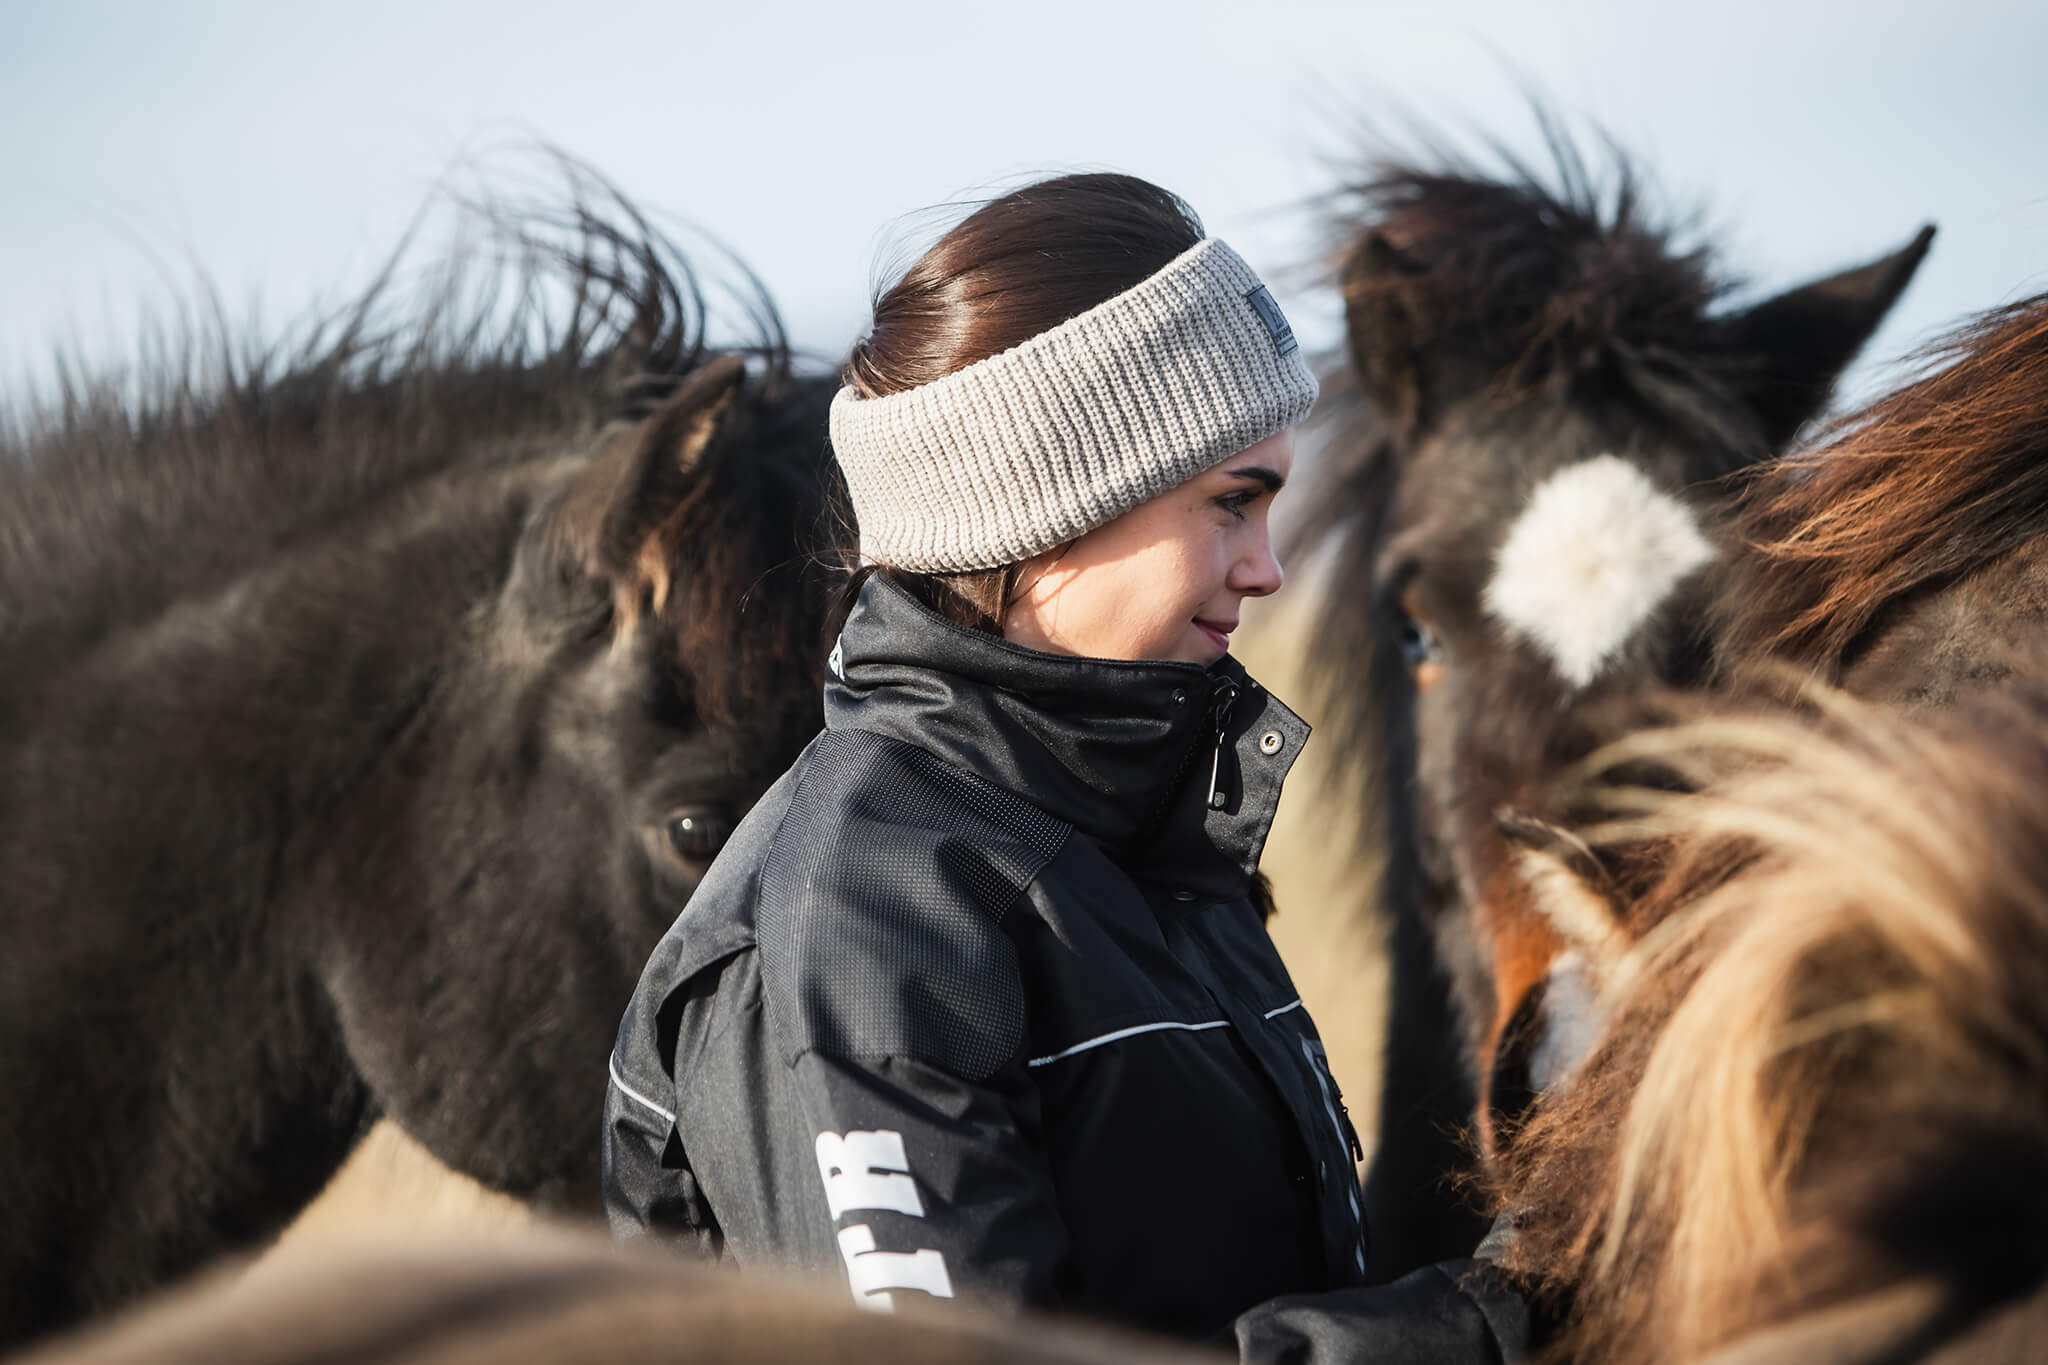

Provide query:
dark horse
left=0, top=173, right=842, bottom=1348
left=1295, top=126, right=1932, bottom=1277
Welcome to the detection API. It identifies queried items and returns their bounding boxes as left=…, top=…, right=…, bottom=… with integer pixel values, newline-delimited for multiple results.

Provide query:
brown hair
left=836, top=173, right=1205, bottom=633
left=1718, top=292, right=2048, bottom=673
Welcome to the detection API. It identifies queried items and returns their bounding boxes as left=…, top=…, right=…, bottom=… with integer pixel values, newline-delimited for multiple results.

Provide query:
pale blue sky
left=7, top=0, right=2047, bottom=409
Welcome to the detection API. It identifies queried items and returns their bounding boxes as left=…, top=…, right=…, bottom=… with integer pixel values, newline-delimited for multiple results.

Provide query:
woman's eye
left=1215, top=492, right=1255, bottom=520
left=665, top=808, right=735, bottom=864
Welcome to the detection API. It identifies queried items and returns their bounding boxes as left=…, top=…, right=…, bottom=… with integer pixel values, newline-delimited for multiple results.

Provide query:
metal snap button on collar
left=1258, top=730, right=1284, bottom=755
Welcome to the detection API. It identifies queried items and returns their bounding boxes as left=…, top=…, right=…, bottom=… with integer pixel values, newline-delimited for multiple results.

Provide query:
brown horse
left=1491, top=680, right=2048, bottom=1365
left=1716, top=292, right=2048, bottom=702
left=0, top=166, right=841, bottom=1348
left=1296, top=122, right=1932, bottom=1275
left=9, top=1234, right=1206, bottom=1365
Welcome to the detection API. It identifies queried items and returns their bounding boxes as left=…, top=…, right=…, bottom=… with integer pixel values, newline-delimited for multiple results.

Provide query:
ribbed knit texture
left=829, top=238, right=1319, bottom=572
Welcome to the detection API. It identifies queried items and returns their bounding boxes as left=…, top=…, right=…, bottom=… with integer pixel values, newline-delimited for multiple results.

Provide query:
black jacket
left=603, top=575, right=1526, bottom=1357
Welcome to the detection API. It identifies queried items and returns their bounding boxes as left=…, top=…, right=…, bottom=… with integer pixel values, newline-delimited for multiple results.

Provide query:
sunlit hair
left=1498, top=679, right=2048, bottom=1364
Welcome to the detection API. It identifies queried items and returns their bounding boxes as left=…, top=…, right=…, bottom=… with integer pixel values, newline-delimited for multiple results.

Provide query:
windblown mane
left=0, top=154, right=826, bottom=726
left=1498, top=684, right=2048, bottom=1364
left=1718, top=293, right=2048, bottom=671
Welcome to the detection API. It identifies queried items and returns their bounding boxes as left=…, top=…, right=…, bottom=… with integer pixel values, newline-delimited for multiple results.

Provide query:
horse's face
left=320, top=359, right=834, bottom=1207
left=1335, top=214, right=1935, bottom=1167
left=1367, top=383, right=1734, bottom=1147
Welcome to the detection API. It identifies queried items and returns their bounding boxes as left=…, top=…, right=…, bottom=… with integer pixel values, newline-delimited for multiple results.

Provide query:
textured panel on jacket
left=758, top=727, right=1070, bottom=1081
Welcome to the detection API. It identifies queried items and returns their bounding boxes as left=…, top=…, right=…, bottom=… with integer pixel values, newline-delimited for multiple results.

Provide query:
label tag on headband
left=1244, top=285, right=1298, bottom=357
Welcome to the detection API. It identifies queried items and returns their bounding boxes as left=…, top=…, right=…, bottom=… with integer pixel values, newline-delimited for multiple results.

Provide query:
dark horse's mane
left=1293, top=123, right=1737, bottom=829
left=0, top=156, right=815, bottom=725
left=1716, top=293, right=2048, bottom=673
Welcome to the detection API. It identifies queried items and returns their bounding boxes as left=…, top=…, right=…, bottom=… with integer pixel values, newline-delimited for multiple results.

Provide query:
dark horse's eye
left=1399, top=617, right=1441, bottom=668
left=665, top=808, right=734, bottom=864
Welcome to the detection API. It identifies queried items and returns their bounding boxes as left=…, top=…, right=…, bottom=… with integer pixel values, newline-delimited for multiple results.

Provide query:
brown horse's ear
left=1717, top=224, right=1936, bottom=451
left=1494, top=807, right=1632, bottom=984
left=1343, top=231, right=1431, bottom=431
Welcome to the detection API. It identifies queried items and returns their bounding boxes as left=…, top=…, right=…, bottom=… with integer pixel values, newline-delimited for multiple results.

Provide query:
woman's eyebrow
left=1224, top=466, right=1286, bottom=493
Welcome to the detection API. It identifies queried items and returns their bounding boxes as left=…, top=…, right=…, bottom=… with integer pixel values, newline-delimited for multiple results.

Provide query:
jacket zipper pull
left=1337, top=1092, right=1365, bottom=1162
left=1206, top=680, right=1240, bottom=811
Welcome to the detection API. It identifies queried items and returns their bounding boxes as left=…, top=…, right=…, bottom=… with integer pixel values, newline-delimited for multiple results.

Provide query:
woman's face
left=1001, top=430, right=1293, bottom=665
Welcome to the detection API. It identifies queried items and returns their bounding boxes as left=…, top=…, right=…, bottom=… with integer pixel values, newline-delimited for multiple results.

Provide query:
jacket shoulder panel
left=759, top=727, right=1070, bottom=1081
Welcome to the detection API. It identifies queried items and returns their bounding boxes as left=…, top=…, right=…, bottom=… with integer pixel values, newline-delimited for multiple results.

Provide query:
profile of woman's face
left=1001, top=429, right=1293, bottom=665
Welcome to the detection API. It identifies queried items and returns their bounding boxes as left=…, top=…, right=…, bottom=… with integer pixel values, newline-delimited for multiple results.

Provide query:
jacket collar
left=822, top=574, right=1309, bottom=895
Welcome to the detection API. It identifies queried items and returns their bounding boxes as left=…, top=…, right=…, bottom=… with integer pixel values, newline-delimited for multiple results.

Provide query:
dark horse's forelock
left=1718, top=293, right=2048, bottom=674
left=1330, top=118, right=1729, bottom=399
left=0, top=152, right=816, bottom=726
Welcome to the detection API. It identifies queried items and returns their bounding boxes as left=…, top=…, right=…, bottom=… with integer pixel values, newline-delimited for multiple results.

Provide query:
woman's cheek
left=1118, top=596, right=1166, bottom=660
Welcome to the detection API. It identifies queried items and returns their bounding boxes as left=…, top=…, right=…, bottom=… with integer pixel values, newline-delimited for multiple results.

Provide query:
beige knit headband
left=828, top=237, right=1319, bottom=573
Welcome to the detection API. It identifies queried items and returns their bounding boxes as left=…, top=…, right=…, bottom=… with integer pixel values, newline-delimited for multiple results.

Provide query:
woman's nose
left=1230, top=531, right=1284, bottom=598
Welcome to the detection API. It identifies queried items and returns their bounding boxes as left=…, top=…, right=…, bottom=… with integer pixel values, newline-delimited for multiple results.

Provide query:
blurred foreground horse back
left=11, top=1234, right=1206, bottom=1365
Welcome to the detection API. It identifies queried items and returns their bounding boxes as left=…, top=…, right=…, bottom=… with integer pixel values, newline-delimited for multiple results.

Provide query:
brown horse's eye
left=1399, top=618, right=1439, bottom=666
left=665, top=808, right=734, bottom=864
left=1398, top=613, right=1445, bottom=693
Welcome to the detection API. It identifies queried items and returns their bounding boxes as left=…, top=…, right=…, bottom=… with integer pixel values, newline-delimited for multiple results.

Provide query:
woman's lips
left=1195, top=620, right=1233, bottom=652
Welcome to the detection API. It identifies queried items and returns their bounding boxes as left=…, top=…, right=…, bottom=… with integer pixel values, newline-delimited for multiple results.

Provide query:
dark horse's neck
left=0, top=452, right=571, bottom=1344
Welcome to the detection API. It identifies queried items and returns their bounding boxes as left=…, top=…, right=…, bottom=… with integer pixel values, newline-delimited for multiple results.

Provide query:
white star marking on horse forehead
left=1482, top=454, right=1714, bottom=690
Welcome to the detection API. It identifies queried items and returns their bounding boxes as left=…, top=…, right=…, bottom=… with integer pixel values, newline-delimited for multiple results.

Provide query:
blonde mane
left=1499, top=683, right=2048, bottom=1363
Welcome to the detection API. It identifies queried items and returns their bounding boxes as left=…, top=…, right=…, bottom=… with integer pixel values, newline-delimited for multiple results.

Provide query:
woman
left=603, top=174, right=1525, bottom=1358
